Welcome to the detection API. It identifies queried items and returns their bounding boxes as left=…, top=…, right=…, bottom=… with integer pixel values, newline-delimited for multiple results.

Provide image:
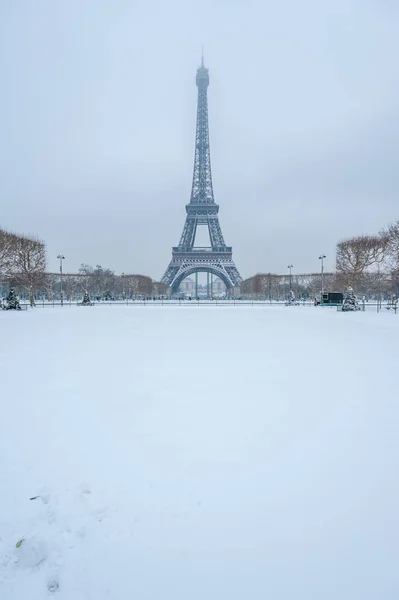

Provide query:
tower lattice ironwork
left=161, top=58, right=242, bottom=293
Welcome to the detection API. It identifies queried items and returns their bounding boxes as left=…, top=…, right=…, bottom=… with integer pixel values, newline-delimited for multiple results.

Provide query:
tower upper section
left=190, top=57, right=214, bottom=204
left=196, top=56, right=209, bottom=89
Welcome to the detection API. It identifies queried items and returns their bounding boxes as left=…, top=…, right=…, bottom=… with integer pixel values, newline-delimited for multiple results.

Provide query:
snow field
left=1, top=306, right=398, bottom=599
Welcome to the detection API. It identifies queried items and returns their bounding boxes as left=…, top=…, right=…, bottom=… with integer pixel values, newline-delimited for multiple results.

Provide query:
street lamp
left=287, top=264, right=293, bottom=292
left=319, top=254, right=326, bottom=305
left=121, top=272, right=125, bottom=299
left=57, top=254, right=65, bottom=306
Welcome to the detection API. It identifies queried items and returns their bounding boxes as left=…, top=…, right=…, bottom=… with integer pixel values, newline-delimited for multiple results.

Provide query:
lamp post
left=57, top=254, right=65, bottom=306
left=121, top=272, right=125, bottom=300
left=319, top=254, right=326, bottom=305
left=287, top=264, right=293, bottom=292
left=377, top=263, right=381, bottom=313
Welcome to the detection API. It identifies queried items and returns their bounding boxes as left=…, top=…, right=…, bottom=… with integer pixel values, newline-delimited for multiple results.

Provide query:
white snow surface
left=1, top=305, right=399, bottom=599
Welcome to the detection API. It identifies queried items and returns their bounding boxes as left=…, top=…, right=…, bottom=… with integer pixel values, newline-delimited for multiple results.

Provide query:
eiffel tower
left=162, top=57, right=242, bottom=294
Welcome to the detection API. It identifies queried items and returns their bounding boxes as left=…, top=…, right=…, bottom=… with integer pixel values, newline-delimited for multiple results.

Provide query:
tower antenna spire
left=201, top=44, right=204, bottom=67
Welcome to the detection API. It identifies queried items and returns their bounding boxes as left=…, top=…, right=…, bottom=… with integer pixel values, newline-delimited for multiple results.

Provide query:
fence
left=17, top=298, right=397, bottom=313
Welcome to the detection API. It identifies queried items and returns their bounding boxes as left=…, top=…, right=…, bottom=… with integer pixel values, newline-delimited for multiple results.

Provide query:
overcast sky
left=1, top=0, right=398, bottom=279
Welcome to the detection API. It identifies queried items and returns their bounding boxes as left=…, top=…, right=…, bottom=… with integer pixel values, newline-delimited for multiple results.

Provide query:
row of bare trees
left=0, top=228, right=46, bottom=305
left=0, top=233, right=158, bottom=303
left=241, top=272, right=336, bottom=300
left=241, top=267, right=397, bottom=300
left=44, top=265, right=154, bottom=302
left=335, top=219, right=399, bottom=295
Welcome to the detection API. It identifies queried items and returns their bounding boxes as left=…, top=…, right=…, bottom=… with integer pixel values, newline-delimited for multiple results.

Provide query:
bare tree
left=0, top=229, right=17, bottom=279
left=384, top=220, right=399, bottom=279
left=12, top=236, right=46, bottom=306
left=43, top=272, right=58, bottom=302
left=122, top=274, right=152, bottom=298
left=387, top=220, right=399, bottom=259
left=384, top=220, right=399, bottom=294
left=77, top=264, right=116, bottom=298
left=78, top=264, right=95, bottom=295
left=336, top=234, right=389, bottom=287
left=62, top=274, right=79, bottom=301
left=93, top=265, right=115, bottom=298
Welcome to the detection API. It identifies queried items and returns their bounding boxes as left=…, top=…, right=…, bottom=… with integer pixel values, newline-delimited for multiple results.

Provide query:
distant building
left=179, top=277, right=195, bottom=294
left=211, top=278, right=226, bottom=294
left=152, top=281, right=169, bottom=296
left=178, top=276, right=225, bottom=296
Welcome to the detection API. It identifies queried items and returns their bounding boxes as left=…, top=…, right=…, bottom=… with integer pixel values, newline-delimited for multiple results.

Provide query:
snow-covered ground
left=1, top=305, right=398, bottom=599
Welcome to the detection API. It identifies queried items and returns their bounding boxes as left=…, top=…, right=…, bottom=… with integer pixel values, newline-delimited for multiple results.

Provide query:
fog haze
left=1, top=0, right=398, bottom=278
